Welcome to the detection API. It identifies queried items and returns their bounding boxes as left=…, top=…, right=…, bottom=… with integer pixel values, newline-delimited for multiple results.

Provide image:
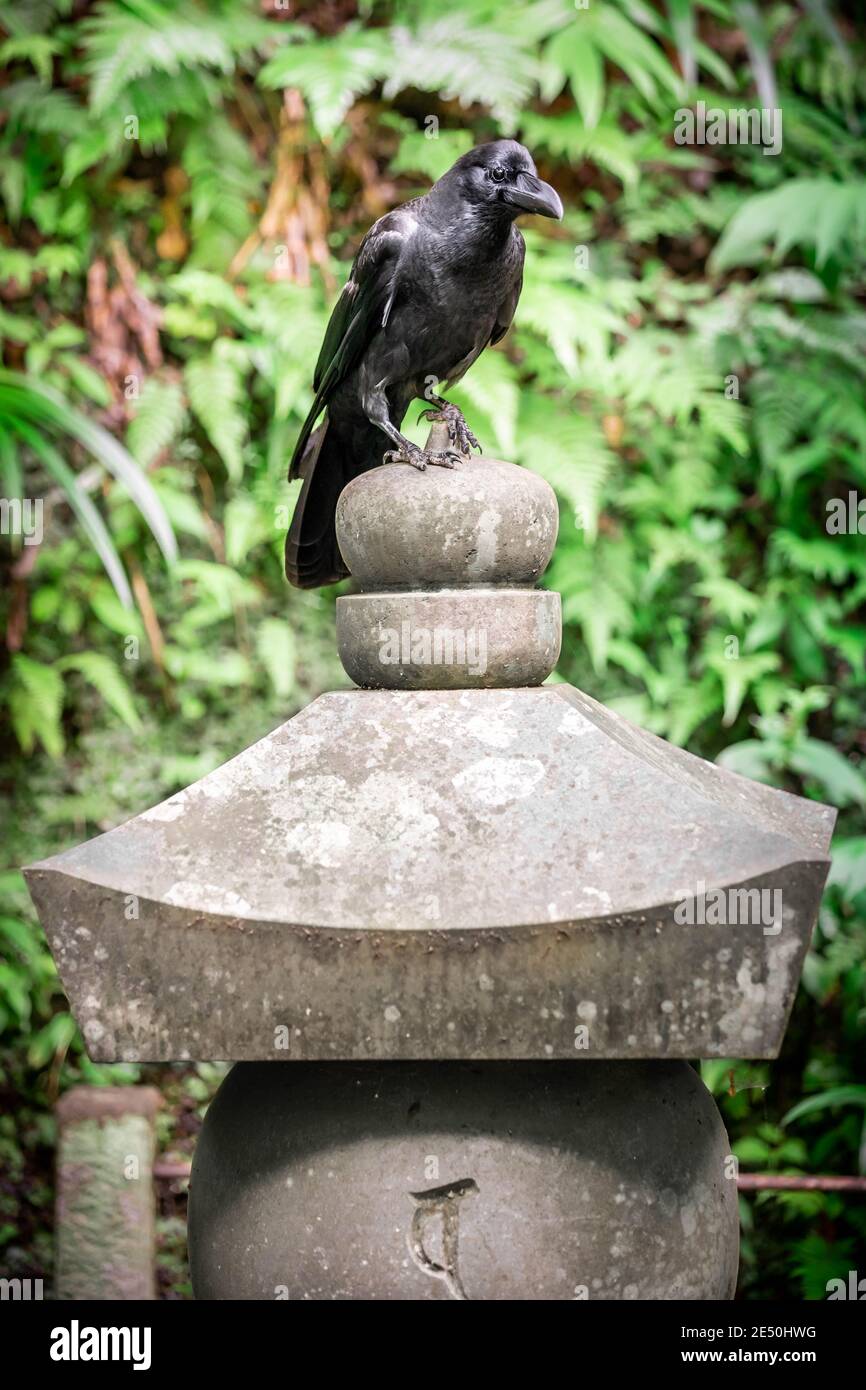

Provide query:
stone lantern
left=25, top=427, right=835, bottom=1300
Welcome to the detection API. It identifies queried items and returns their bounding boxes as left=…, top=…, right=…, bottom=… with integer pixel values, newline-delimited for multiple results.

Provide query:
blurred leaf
left=391, top=128, right=474, bottom=184
left=827, top=838, right=866, bottom=901
left=665, top=0, right=696, bottom=86
left=789, top=739, right=866, bottom=808
left=57, top=653, right=142, bottom=731
left=712, top=181, right=866, bottom=272
left=256, top=619, right=296, bottom=700
left=127, top=378, right=186, bottom=469
left=0, top=371, right=177, bottom=564
left=224, top=495, right=270, bottom=567
left=9, top=655, right=64, bottom=758
left=732, top=1, right=776, bottom=111
left=784, top=1087, right=866, bottom=1133
left=185, top=352, right=246, bottom=481
left=259, top=27, right=391, bottom=138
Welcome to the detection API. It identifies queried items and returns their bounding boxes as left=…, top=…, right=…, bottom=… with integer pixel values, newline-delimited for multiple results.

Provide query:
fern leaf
left=518, top=395, right=617, bottom=542
left=185, top=351, right=247, bottom=481
left=521, top=110, right=641, bottom=186
left=704, top=649, right=781, bottom=727
left=183, top=116, right=264, bottom=269
left=772, top=531, right=865, bottom=584
left=544, top=29, right=604, bottom=129
left=127, top=378, right=186, bottom=469
left=57, top=653, right=142, bottom=732
left=10, top=655, right=65, bottom=757
left=256, top=618, right=296, bottom=701
left=82, top=0, right=240, bottom=116
left=259, top=26, right=391, bottom=138
left=384, top=10, right=540, bottom=129
left=712, top=180, right=866, bottom=272
left=391, top=130, right=474, bottom=184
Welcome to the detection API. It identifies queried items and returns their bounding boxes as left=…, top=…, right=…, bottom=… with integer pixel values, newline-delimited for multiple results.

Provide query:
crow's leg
left=364, top=385, right=460, bottom=470
left=418, top=396, right=481, bottom=456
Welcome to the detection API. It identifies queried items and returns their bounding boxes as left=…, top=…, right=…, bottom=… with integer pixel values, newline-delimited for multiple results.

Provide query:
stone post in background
left=55, top=1086, right=160, bottom=1301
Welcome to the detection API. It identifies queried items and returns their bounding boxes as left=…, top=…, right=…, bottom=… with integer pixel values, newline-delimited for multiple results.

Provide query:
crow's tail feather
left=284, top=420, right=352, bottom=590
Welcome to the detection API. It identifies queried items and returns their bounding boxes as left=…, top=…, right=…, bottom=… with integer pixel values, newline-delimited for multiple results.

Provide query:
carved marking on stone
left=407, top=1177, right=478, bottom=1300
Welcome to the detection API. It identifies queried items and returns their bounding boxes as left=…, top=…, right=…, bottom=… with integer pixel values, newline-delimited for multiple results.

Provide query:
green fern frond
left=519, top=278, right=625, bottom=377
left=182, top=116, right=262, bottom=269
left=81, top=0, right=267, bottom=117
left=57, top=652, right=142, bottom=732
left=0, top=33, right=64, bottom=84
left=750, top=368, right=817, bottom=464
left=713, top=179, right=866, bottom=272
left=520, top=110, right=641, bottom=186
left=819, top=393, right=866, bottom=451
left=697, top=390, right=749, bottom=456
left=0, top=79, right=84, bottom=137
left=185, top=350, right=247, bottom=482
left=518, top=395, right=617, bottom=542
left=9, top=655, right=65, bottom=758
left=666, top=671, right=725, bottom=746
left=694, top=577, right=760, bottom=626
left=384, top=4, right=546, bottom=129
left=127, top=378, right=186, bottom=470
left=772, top=531, right=866, bottom=584
left=391, top=129, right=474, bottom=184
left=544, top=2, right=683, bottom=125
left=549, top=534, right=636, bottom=673
left=259, top=26, right=391, bottom=139
left=751, top=306, right=866, bottom=377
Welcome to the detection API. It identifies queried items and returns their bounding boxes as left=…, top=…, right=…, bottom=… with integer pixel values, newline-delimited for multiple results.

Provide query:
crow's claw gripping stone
left=384, top=440, right=460, bottom=470
left=419, top=402, right=481, bottom=457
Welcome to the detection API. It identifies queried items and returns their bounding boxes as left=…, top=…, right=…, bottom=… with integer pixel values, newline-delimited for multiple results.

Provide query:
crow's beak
left=505, top=172, right=563, bottom=220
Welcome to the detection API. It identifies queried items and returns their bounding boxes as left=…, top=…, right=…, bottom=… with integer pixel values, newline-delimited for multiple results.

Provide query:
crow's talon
left=384, top=442, right=458, bottom=470
left=384, top=441, right=459, bottom=470
left=419, top=402, right=481, bottom=457
left=384, top=446, right=422, bottom=468
left=452, top=420, right=480, bottom=454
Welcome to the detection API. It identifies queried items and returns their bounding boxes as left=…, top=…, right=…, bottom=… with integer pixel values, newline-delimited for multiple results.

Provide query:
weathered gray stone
left=188, top=1059, right=739, bottom=1301
left=24, top=683, right=834, bottom=1062
left=334, top=444, right=561, bottom=689
left=336, top=453, right=558, bottom=589
left=337, top=587, right=561, bottom=688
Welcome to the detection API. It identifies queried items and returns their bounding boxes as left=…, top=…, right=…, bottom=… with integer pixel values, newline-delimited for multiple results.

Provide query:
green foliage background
left=1, top=0, right=864, bottom=1298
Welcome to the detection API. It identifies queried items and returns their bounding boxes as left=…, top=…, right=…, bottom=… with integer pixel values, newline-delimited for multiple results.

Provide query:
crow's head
left=447, top=140, right=563, bottom=221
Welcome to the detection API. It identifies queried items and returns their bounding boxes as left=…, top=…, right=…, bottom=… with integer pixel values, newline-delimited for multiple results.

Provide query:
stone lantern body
left=25, top=431, right=835, bottom=1300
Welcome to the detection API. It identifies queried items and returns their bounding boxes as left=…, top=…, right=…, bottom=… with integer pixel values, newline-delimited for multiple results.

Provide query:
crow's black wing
left=489, top=228, right=525, bottom=346
left=289, top=210, right=414, bottom=479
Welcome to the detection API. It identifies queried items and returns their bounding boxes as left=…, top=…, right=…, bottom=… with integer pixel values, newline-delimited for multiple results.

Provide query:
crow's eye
left=489, top=165, right=506, bottom=183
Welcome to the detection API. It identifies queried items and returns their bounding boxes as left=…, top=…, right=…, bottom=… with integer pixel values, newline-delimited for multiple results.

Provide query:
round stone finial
left=336, top=453, right=558, bottom=590
left=335, top=428, right=561, bottom=690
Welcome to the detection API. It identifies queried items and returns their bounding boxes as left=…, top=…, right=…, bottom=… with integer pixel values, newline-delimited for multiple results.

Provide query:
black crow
left=285, top=139, right=563, bottom=589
